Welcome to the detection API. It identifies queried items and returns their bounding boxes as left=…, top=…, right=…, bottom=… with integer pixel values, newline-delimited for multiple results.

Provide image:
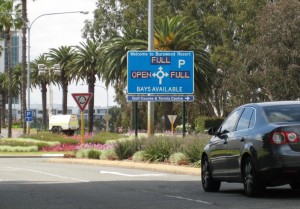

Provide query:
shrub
left=114, top=139, right=143, bottom=160
left=25, top=132, right=78, bottom=145
left=88, top=150, right=101, bottom=159
left=195, top=117, right=224, bottom=133
left=77, top=143, right=115, bottom=150
left=132, top=151, right=146, bottom=162
left=0, top=138, right=60, bottom=150
left=181, top=135, right=210, bottom=165
left=86, top=132, right=127, bottom=144
left=75, top=149, right=91, bottom=158
left=100, top=149, right=118, bottom=160
left=169, top=152, right=190, bottom=165
left=175, top=123, right=192, bottom=133
left=0, top=145, right=38, bottom=152
left=142, top=136, right=183, bottom=162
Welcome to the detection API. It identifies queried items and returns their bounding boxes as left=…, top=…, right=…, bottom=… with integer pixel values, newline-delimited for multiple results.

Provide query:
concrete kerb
left=48, top=158, right=201, bottom=176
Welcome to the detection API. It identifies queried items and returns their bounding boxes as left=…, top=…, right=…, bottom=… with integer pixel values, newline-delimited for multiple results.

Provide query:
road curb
left=48, top=158, right=201, bottom=176
left=0, top=154, right=64, bottom=158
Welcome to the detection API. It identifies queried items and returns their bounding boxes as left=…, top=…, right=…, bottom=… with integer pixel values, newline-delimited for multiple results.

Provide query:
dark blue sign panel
left=127, top=95, right=194, bottom=102
left=26, top=110, right=33, bottom=122
left=127, top=51, right=194, bottom=94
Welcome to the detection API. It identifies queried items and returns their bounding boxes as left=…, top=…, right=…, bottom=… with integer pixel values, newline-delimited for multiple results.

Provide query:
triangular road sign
left=72, top=93, right=93, bottom=112
left=167, top=115, right=177, bottom=125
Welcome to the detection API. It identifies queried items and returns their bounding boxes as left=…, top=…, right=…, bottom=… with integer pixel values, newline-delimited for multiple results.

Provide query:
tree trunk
left=87, top=75, right=95, bottom=133
left=61, top=70, right=68, bottom=114
left=22, top=0, right=27, bottom=134
left=1, top=92, right=6, bottom=127
left=41, top=83, right=47, bottom=130
left=7, top=30, right=13, bottom=138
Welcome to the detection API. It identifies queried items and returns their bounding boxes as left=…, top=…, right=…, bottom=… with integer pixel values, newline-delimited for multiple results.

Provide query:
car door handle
left=240, top=137, right=246, bottom=142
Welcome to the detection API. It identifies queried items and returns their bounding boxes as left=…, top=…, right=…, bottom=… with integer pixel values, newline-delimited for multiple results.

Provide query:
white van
left=49, top=115, right=79, bottom=136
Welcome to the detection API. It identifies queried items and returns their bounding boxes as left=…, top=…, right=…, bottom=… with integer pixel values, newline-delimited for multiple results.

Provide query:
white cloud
left=27, top=0, right=116, bottom=108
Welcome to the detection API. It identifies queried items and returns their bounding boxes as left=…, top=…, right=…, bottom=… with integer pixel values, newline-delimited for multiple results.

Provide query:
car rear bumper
left=259, top=153, right=300, bottom=185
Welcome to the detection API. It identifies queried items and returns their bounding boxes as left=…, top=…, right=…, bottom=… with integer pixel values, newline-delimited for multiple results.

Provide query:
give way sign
left=72, top=93, right=93, bottom=112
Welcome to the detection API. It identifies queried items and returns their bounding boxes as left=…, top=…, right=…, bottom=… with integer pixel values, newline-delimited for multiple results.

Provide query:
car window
left=249, top=110, right=256, bottom=128
left=220, top=108, right=243, bottom=133
left=264, top=104, right=300, bottom=123
left=236, top=108, right=254, bottom=131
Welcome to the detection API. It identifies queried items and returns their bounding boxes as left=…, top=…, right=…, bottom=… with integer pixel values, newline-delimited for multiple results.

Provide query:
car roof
left=241, top=101, right=300, bottom=108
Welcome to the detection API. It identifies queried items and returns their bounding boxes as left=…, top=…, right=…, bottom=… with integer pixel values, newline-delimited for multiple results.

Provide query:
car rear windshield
left=264, top=104, right=300, bottom=123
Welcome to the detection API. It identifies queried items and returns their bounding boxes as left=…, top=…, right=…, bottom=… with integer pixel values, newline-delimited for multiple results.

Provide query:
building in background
left=0, top=30, right=22, bottom=106
left=0, top=30, right=22, bottom=72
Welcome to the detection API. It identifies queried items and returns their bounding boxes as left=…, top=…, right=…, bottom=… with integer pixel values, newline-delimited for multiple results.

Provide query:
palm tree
left=101, top=16, right=215, bottom=130
left=0, top=72, right=7, bottom=132
left=101, top=28, right=147, bottom=130
left=21, top=0, right=28, bottom=134
left=30, top=54, right=57, bottom=130
left=71, top=40, right=100, bottom=133
left=0, top=0, right=23, bottom=137
left=12, top=64, right=23, bottom=122
left=153, top=16, right=216, bottom=129
left=47, top=46, right=76, bottom=115
left=101, top=27, right=147, bottom=91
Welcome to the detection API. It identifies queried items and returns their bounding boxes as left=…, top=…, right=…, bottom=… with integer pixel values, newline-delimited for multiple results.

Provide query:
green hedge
left=195, top=117, right=224, bottom=133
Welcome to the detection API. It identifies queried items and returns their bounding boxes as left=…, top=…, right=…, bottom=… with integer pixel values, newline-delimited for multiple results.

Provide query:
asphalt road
left=0, top=158, right=300, bottom=209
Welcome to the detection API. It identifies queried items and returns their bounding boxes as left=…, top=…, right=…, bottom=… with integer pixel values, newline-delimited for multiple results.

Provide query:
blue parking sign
left=26, top=110, right=33, bottom=121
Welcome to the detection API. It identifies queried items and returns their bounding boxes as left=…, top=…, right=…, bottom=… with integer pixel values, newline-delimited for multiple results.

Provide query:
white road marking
left=164, top=194, right=212, bottom=205
left=6, top=167, right=90, bottom=183
left=100, top=171, right=168, bottom=177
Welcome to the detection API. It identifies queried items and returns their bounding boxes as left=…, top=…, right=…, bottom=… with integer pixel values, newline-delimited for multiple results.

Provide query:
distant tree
left=101, top=16, right=215, bottom=130
left=71, top=40, right=101, bottom=133
left=247, top=0, right=300, bottom=101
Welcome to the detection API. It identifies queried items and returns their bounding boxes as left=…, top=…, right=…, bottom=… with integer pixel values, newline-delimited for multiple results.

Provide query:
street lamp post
left=25, top=11, right=89, bottom=134
left=38, top=64, right=61, bottom=118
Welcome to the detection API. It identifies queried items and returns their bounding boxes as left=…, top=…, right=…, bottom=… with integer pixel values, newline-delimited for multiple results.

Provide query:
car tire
left=242, top=157, right=265, bottom=197
left=290, top=182, right=300, bottom=190
left=52, top=127, right=60, bottom=134
left=201, top=156, right=221, bottom=192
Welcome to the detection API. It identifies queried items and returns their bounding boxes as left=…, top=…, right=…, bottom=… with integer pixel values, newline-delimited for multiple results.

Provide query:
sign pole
left=81, top=111, right=84, bottom=144
left=147, top=0, right=155, bottom=137
left=183, top=102, right=186, bottom=138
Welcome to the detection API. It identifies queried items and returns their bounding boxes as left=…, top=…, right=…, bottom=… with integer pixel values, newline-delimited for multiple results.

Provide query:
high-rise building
left=0, top=30, right=22, bottom=72
left=0, top=30, right=22, bottom=107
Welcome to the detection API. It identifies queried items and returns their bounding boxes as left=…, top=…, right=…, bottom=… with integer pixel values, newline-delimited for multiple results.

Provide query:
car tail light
left=270, top=131, right=299, bottom=144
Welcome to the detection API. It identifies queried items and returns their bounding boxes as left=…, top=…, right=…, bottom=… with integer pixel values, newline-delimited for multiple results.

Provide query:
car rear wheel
left=242, top=157, right=265, bottom=197
left=201, top=156, right=221, bottom=192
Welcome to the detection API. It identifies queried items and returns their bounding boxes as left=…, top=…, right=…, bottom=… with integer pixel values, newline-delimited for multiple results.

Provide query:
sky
left=27, top=0, right=116, bottom=109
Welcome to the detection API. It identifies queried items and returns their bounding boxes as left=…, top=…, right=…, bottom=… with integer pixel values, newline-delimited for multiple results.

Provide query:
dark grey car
left=201, top=101, right=300, bottom=197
